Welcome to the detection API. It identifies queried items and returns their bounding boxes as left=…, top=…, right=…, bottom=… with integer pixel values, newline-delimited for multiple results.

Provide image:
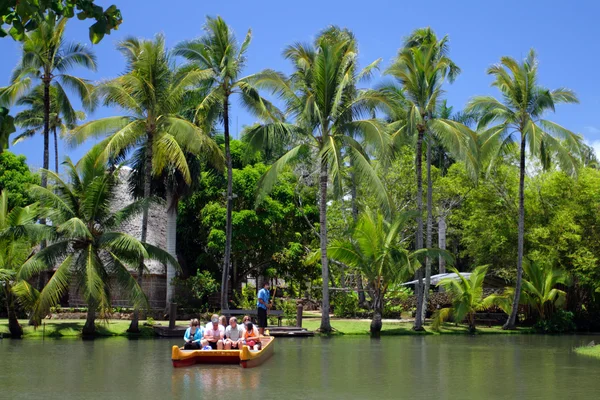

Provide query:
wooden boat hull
left=171, top=336, right=274, bottom=368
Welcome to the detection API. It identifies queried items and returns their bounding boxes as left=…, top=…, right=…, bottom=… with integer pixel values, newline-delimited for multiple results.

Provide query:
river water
left=1, top=335, right=599, bottom=399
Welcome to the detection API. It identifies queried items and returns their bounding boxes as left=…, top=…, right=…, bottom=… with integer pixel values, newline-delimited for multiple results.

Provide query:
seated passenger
left=243, top=321, right=261, bottom=351
left=224, top=317, right=244, bottom=350
left=219, top=315, right=228, bottom=328
left=201, top=315, right=225, bottom=350
left=241, top=315, right=252, bottom=330
left=205, top=314, right=222, bottom=330
left=183, top=319, right=203, bottom=350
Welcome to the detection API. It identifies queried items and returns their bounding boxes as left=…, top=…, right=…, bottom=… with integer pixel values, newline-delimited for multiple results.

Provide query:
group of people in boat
left=183, top=282, right=272, bottom=352
left=183, top=314, right=262, bottom=351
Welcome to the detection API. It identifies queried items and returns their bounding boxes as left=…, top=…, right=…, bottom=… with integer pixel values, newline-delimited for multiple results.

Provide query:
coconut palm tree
left=383, top=29, right=468, bottom=330
left=432, top=265, right=495, bottom=333
left=0, top=15, right=96, bottom=186
left=68, top=35, right=217, bottom=332
left=0, top=191, right=49, bottom=337
left=14, top=85, right=85, bottom=173
left=173, top=16, right=281, bottom=310
left=466, top=49, right=581, bottom=329
left=328, top=209, right=451, bottom=336
left=16, top=150, right=178, bottom=336
left=245, top=27, right=390, bottom=333
left=0, top=107, right=16, bottom=153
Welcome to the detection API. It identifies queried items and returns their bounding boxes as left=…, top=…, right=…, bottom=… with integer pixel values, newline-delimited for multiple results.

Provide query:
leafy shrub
left=172, top=270, right=219, bottom=311
left=274, top=298, right=297, bottom=325
left=534, top=310, right=576, bottom=333
left=332, top=291, right=360, bottom=317
left=145, top=317, right=155, bottom=326
left=233, top=284, right=257, bottom=310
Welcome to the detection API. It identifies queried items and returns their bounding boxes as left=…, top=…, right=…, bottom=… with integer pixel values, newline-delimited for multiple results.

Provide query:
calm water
left=1, top=335, right=600, bottom=399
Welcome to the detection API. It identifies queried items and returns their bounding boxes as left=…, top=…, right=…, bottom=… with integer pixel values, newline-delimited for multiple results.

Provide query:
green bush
left=172, top=270, right=219, bottom=311
left=233, top=284, right=257, bottom=310
left=332, top=291, right=360, bottom=318
left=274, top=298, right=297, bottom=325
left=534, top=310, right=576, bottom=333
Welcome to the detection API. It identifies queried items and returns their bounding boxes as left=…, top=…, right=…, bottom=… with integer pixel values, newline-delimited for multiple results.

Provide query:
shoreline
left=0, top=318, right=541, bottom=339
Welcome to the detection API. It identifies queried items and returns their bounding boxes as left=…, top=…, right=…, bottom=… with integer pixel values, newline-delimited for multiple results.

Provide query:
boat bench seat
left=219, top=309, right=284, bottom=327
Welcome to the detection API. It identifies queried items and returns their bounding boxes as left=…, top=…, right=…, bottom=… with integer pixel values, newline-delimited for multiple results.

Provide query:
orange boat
left=171, top=336, right=275, bottom=368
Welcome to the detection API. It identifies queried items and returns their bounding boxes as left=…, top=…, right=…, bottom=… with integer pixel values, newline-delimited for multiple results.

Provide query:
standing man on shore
left=257, top=282, right=271, bottom=335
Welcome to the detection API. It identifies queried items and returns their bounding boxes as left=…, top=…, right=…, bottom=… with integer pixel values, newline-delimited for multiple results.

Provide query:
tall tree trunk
left=370, top=290, right=383, bottom=338
left=221, top=95, right=233, bottom=311
left=438, top=214, right=447, bottom=292
left=129, top=132, right=153, bottom=333
left=82, top=302, right=96, bottom=337
left=319, top=158, right=332, bottom=333
left=504, top=132, right=526, bottom=330
left=5, top=287, right=23, bottom=338
left=421, top=139, right=433, bottom=321
left=413, top=128, right=425, bottom=331
left=165, top=189, right=177, bottom=310
left=53, top=126, right=59, bottom=174
left=350, top=166, right=368, bottom=308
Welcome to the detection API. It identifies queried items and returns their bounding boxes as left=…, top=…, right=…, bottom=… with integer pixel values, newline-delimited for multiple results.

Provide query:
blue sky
left=2, top=0, right=599, bottom=169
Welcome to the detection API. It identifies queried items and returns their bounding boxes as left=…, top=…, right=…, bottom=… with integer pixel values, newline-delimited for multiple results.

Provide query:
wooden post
left=169, top=302, right=177, bottom=329
left=296, top=304, right=303, bottom=328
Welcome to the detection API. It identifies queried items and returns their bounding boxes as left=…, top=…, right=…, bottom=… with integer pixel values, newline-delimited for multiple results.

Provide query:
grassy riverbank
left=1, top=317, right=534, bottom=339
left=0, top=319, right=156, bottom=338
left=301, top=318, right=534, bottom=335
left=574, top=345, right=600, bottom=359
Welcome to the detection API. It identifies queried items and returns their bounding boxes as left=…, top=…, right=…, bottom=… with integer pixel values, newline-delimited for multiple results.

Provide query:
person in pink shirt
left=201, top=316, right=225, bottom=350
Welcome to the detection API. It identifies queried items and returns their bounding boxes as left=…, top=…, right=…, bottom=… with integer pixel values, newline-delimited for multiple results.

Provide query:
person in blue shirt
left=256, top=282, right=271, bottom=335
left=183, top=319, right=203, bottom=349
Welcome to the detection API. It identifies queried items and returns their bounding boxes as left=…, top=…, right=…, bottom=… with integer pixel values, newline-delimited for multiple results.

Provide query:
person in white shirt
left=224, top=317, right=244, bottom=349
left=201, top=316, right=225, bottom=350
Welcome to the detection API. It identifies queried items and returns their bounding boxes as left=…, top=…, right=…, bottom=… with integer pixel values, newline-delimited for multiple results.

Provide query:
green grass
left=302, top=318, right=534, bottom=336
left=574, top=345, right=600, bottom=359
left=0, top=319, right=158, bottom=339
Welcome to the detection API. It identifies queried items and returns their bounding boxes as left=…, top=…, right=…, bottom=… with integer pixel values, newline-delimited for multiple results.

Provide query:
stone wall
left=66, top=167, right=168, bottom=309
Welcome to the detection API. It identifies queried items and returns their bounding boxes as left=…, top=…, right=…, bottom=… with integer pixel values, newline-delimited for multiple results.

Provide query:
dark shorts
left=258, top=307, right=267, bottom=328
left=184, top=342, right=200, bottom=350
left=207, top=341, right=218, bottom=350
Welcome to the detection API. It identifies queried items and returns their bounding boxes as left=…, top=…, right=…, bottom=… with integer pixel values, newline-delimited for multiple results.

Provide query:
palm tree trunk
left=422, top=139, right=433, bottom=321
left=370, top=290, right=383, bottom=338
left=319, top=158, right=332, bottom=333
left=129, top=131, right=153, bottom=333
left=82, top=303, right=96, bottom=337
left=504, top=132, right=526, bottom=330
left=413, top=128, right=425, bottom=331
left=165, top=189, right=177, bottom=310
left=53, top=126, right=59, bottom=174
left=350, top=166, right=368, bottom=308
left=438, top=214, right=447, bottom=292
left=221, top=95, right=233, bottom=311
left=5, top=287, right=23, bottom=338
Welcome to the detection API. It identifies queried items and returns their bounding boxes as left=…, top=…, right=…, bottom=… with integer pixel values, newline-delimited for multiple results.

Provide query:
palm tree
left=245, top=27, right=390, bottom=333
left=0, top=191, right=47, bottom=337
left=383, top=29, right=466, bottom=330
left=0, top=107, right=16, bottom=153
left=16, top=150, right=178, bottom=336
left=68, top=35, right=217, bottom=332
left=328, top=209, right=450, bottom=336
left=0, top=15, right=96, bottom=186
left=14, top=85, right=85, bottom=173
left=489, top=260, right=571, bottom=322
left=432, top=265, right=495, bottom=333
left=173, top=16, right=280, bottom=310
left=466, top=49, right=581, bottom=329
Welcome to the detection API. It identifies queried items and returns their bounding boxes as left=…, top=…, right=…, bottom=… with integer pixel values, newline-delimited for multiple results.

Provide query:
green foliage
left=172, top=270, right=218, bottom=311
left=233, top=284, right=257, bottom=310
left=533, top=309, right=575, bottom=333
left=332, top=291, right=361, bottom=318
left=0, top=107, right=15, bottom=152
left=0, top=151, right=38, bottom=208
left=274, top=297, right=297, bottom=325
left=0, top=1, right=122, bottom=43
